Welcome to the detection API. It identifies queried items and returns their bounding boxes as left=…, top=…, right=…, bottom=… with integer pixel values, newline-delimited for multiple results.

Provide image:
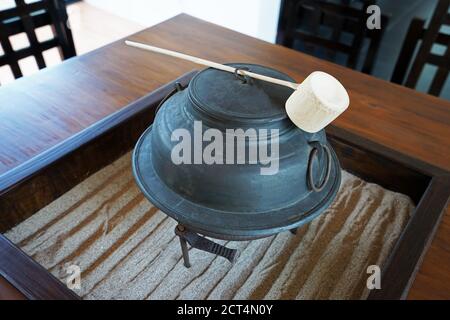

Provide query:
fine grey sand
left=5, top=152, right=414, bottom=299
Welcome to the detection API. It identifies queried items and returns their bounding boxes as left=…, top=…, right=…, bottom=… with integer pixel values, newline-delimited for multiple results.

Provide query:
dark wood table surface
left=0, top=14, right=449, bottom=299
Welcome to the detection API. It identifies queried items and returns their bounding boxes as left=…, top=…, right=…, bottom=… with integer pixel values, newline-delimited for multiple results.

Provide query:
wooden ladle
left=125, top=40, right=349, bottom=133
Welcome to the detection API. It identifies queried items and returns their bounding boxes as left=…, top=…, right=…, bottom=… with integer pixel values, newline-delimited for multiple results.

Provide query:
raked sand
left=5, top=152, right=414, bottom=299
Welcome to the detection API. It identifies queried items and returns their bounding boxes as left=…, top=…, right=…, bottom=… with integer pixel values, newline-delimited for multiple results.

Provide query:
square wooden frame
left=0, top=71, right=449, bottom=300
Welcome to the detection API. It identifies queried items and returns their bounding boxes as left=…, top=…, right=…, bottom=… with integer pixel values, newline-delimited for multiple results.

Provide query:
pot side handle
left=307, top=142, right=332, bottom=192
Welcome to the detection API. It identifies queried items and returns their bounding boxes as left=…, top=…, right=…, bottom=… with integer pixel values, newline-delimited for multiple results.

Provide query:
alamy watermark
left=171, top=121, right=279, bottom=175
left=366, top=5, right=382, bottom=30
left=66, top=264, right=81, bottom=290
left=366, top=265, right=381, bottom=290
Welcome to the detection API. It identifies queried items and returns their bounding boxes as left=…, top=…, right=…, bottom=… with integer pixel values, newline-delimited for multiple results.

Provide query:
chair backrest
left=277, top=0, right=388, bottom=74
left=391, top=0, right=450, bottom=97
left=0, top=0, right=76, bottom=81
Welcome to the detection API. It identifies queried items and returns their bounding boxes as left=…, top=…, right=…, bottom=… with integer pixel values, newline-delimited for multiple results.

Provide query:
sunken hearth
left=5, top=152, right=414, bottom=299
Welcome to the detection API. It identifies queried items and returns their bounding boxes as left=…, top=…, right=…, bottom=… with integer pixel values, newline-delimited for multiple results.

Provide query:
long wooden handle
left=125, top=40, right=299, bottom=90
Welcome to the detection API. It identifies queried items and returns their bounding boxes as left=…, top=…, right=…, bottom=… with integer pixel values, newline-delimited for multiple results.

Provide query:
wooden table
left=0, top=14, right=449, bottom=299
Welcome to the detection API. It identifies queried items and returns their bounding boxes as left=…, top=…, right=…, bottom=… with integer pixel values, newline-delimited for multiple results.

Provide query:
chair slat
left=444, top=12, right=450, bottom=25
left=0, top=38, right=59, bottom=66
left=391, top=18, right=425, bottom=85
left=428, top=45, right=450, bottom=96
left=405, top=0, right=450, bottom=89
left=3, top=10, right=52, bottom=37
left=277, top=0, right=388, bottom=74
left=300, top=0, right=366, bottom=20
left=428, top=53, right=450, bottom=68
left=45, top=0, right=76, bottom=59
left=0, top=0, right=47, bottom=21
left=392, top=0, right=450, bottom=97
left=345, top=2, right=370, bottom=69
left=292, top=31, right=354, bottom=54
left=362, top=14, right=389, bottom=74
left=429, top=65, right=449, bottom=96
left=435, top=32, right=450, bottom=46
left=0, top=23, right=23, bottom=78
left=0, top=0, right=76, bottom=80
left=14, top=0, right=46, bottom=70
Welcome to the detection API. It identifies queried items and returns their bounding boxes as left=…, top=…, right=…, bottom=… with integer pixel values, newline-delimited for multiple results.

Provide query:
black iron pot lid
left=189, top=63, right=293, bottom=123
left=133, top=125, right=341, bottom=240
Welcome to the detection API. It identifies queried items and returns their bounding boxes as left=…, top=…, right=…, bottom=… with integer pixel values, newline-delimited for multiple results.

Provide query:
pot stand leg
left=175, top=225, right=238, bottom=267
left=178, top=233, right=191, bottom=268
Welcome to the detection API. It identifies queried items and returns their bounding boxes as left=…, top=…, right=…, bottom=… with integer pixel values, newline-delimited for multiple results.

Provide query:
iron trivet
left=174, top=224, right=299, bottom=268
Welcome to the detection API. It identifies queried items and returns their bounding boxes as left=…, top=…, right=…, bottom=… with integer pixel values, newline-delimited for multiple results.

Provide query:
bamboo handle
left=125, top=40, right=299, bottom=90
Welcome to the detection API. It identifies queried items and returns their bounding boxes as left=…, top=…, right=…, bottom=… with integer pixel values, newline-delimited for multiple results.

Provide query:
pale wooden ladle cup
left=125, top=40, right=349, bottom=133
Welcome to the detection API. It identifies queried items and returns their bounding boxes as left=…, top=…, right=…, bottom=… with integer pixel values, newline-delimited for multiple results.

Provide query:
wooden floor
left=0, top=1, right=143, bottom=85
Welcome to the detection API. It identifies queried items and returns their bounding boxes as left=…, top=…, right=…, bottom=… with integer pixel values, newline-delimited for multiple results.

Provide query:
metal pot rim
left=132, top=125, right=341, bottom=239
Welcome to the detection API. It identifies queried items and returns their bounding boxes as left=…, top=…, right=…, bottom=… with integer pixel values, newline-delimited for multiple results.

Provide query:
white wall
left=84, top=0, right=281, bottom=43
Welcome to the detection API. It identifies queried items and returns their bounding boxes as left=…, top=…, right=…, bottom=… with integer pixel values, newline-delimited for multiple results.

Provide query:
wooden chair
left=0, top=0, right=76, bottom=82
left=276, top=0, right=388, bottom=74
left=391, top=0, right=450, bottom=97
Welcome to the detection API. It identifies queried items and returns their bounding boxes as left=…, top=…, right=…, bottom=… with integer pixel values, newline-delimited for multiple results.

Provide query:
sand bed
left=5, top=152, right=414, bottom=299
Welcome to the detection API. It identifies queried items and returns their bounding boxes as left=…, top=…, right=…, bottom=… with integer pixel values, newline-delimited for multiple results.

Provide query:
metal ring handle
left=234, top=67, right=251, bottom=84
left=307, top=144, right=332, bottom=192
